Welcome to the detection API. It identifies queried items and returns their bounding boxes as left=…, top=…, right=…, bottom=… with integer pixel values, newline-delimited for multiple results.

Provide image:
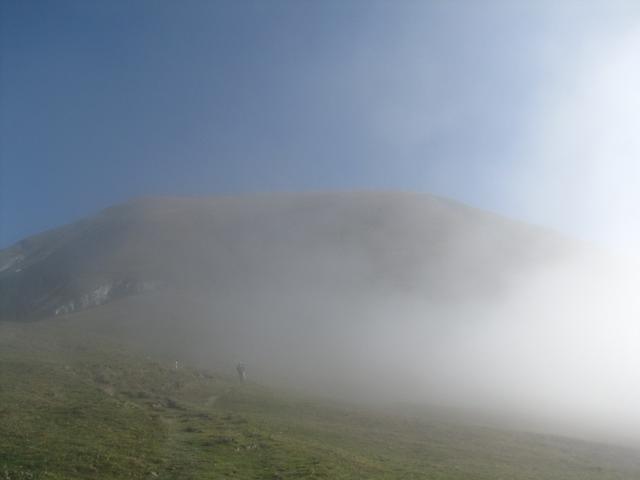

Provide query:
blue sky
left=2, top=1, right=640, bottom=251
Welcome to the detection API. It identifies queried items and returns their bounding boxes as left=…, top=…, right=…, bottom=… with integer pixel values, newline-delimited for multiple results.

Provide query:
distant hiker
left=236, top=363, right=247, bottom=382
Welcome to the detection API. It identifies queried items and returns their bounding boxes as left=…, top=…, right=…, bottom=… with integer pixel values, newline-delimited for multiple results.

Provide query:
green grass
left=1, top=319, right=639, bottom=480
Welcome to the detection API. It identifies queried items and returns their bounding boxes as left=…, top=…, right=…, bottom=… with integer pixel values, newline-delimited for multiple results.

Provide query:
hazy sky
left=2, top=0, right=640, bottom=250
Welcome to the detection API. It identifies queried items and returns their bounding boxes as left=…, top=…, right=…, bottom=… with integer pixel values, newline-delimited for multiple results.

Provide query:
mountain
left=2, top=192, right=640, bottom=449
left=0, top=192, right=572, bottom=322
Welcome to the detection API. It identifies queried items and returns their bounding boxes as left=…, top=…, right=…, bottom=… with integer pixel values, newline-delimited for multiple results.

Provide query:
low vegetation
left=1, top=319, right=639, bottom=479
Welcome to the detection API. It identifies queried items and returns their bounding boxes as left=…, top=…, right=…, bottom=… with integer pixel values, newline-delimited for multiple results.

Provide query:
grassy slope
left=1, top=319, right=640, bottom=480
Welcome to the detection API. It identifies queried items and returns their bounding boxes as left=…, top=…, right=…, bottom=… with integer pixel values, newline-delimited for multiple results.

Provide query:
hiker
left=236, top=363, right=247, bottom=382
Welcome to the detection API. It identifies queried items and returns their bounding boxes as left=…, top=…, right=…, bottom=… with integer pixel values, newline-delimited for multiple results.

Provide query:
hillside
left=3, top=316, right=640, bottom=480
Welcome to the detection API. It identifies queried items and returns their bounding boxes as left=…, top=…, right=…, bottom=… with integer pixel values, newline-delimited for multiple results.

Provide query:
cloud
left=514, top=5, right=640, bottom=253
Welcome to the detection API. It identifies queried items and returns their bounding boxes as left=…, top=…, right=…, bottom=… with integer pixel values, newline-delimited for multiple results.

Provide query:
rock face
left=0, top=192, right=572, bottom=321
left=52, top=280, right=162, bottom=316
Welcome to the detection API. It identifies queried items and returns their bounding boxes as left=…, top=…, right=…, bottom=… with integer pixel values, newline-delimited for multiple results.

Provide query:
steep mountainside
left=0, top=192, right=573, bottom=321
